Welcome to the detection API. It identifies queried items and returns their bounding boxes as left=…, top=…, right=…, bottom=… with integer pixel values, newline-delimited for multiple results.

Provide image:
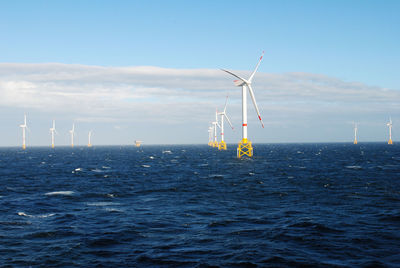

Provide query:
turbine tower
left=208, top=126, right=213, bottom=146
left=387, top=118, right=393, bottom=144
left=19, top=114, right=28, bottom=150
left=353, top=123, right=358, bottom=144
left=69, top=123, right=75, bottom=148
left=50, top=120, right=57, bottom=148
left=222, top=52, right=265, bottom=158
left=218, top=96, right=234, bottom=150
left=211, top=109, right=220, bottom=147
left=88, top=130, right=92, bottom=147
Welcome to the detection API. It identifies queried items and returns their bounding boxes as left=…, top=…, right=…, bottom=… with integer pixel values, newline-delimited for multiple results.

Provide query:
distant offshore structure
left=353, top=123, right=358, bottom=144
left=69, top=124, right=75, bottom=148
left=217, top=96, right=234, bottom=151
left=208, top=126, right=213, bottom=146
left=387, top=118, right=393, bottom=144
left=135, top=140, right=142, bottom=147
left=50, top=120, right=57, bottom=148
left=88, top=130, right=92, bottom=147
left=211, top=109, right=219, bottom=148
left=222, top=51, right=265, bottom=158
left=19, top=114, right=28, bottom=150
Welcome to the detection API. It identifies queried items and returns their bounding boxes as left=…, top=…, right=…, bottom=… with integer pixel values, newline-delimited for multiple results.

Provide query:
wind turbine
left=353, top=122, right=358, bottom=144
left=222, top=52, right=265, bottom=158
left=208, top=126, right=213, bottom=146
left=88, top=130, right=92, bottom=147
left=50, top=120, right=57, bottom=148
left=218, top=96, right=234, bottom=150
left=387, top=117, right=393, bottom=144
left=69, top=123, right=75, bottom=148
left=19, top=114, right=28, bottom=150
left=211, top=108, right=220, bottom=147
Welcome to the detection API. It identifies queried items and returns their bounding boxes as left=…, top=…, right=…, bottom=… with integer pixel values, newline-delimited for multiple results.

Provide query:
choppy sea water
left=0, top=143, right=399, bottom=267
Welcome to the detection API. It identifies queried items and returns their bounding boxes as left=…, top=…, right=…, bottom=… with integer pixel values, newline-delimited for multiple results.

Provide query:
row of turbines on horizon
left=352, top=119, right=394, bottom=145
left=209, top=52, right=265, bottom=158
left=19, top=115, right=92, bottom=149
left=209, top=52, right=394, bottom=158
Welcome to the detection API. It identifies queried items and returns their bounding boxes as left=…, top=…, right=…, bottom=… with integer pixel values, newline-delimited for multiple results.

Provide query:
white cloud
left=0, top=63, right=399, bottom=144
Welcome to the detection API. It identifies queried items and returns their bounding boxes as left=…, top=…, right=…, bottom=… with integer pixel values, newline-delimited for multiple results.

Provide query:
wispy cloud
left=0, top=63, right=398, bottom=141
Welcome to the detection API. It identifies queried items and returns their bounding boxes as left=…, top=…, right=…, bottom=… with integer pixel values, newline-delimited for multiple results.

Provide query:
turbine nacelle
left=221, top=51, right=265, bottom=129
left=234, top=79, right=246, bottom=87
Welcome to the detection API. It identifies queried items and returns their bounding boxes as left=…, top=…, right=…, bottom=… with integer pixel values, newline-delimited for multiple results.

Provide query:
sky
left=0, top=0, right=399, bottom=146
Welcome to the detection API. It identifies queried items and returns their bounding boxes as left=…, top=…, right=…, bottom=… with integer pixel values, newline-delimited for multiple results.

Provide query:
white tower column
left=22, top=128, right=26, bottom=149
left=51, top=132, right=55, bottom=148
left=242, top=85, right=248, bottom=140
left=220, top=116, right=225, bottom=142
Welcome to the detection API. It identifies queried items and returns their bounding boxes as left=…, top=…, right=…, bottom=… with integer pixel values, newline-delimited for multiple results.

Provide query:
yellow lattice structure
left=237, top=138, right=253, bottom=158
left=212, top=141, right=219, bottom=147
left=388, top=139, right=393, bottom=145
left=354, top=139, right=357, bottom=145
left=218, top=141, right=227, bottom=150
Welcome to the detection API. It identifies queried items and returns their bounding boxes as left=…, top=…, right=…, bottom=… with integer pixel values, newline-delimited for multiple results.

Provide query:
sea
left=0, top=143, right=399, bottom=267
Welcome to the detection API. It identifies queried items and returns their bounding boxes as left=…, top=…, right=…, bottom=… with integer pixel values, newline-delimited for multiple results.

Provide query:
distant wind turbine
left=212, top=109, right=220, bottom=147
left=208, top=126, right=213, bottom=146
left=88, top=130, right=92, bottom=147
left=353, top=122, right=358, bottom=144
left=50, top=120, right=57, bottom=148
left=218, top=96, right=234, bottom=150
left=19, top=114, right=28, bottom=150
left=387, top=118, right=393, bottom=144
left=69, top=124, right=75, bottom=148
left=222, top=51, right=265, bottom=158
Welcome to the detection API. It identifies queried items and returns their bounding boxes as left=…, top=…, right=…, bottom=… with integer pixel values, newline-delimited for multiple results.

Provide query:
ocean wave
left=45, top=191, right=74, bottom=196
left=345, top=165, right=362, bottom=170
left=86, top=202, right=120, bottom=206
left=18, top=212, right=55, bottom=218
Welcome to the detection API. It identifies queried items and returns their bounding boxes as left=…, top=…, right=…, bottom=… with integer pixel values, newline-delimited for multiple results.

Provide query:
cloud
left=0, top=62, right=398, bottom=129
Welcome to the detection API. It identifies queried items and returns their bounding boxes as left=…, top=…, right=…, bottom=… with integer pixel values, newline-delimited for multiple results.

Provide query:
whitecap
left=74, top=168, right=83, bottom=171
left=345, top=165, right=362, bottom=170
left=141, top=165, right=151, bottom=168
left=91, top=168, right=103, bottom=173
left=162, top=150, right=172, bottom=154
left=104, top=208, right=123, bottom=212
left=86, top=202, right=120, bottom=206
left=18, top=212, right=55, bottom=218
left=45, top=191, right=74, bottom=196
left=102, top=166, right=111, bottom=169
left=149, top=156, right=155, bottom=159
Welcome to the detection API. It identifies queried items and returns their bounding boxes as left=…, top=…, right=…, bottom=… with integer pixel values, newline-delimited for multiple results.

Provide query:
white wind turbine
left=218, top=96, right=234, bottom=150
left=88, top=130, right=92, bottom=147
left=211, top=109, right=220, bottom=147
left=387, top=117, right=393, bottom=144
left=50, top=120, right=58, bottom=148
left=353, top=122, right=358, bottom=144
left=222, top=51, right=265, bottom=158
left=19, top=114, right=28, bottom=150
left=69, top=123, right=75, bottom=147
left=208, top=126, right=213, bottom=146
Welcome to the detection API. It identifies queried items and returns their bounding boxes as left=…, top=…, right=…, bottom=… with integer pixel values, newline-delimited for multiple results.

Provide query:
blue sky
left=0, top=1, right=399, bottom=146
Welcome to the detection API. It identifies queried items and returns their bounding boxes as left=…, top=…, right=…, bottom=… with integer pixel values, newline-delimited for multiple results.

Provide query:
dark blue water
left=1, top=143, right=399, bottom=267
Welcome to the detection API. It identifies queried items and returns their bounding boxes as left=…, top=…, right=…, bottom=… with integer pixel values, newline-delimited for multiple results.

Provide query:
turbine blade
left=247, top=84, right=264, bottom=128
left=221, top=69, right=247, bottom=83
left=224, top=114, right=234, bottom=130
left=223, top=95, right=229, bottom=113
left=248, top=51, right=264, bottom=83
